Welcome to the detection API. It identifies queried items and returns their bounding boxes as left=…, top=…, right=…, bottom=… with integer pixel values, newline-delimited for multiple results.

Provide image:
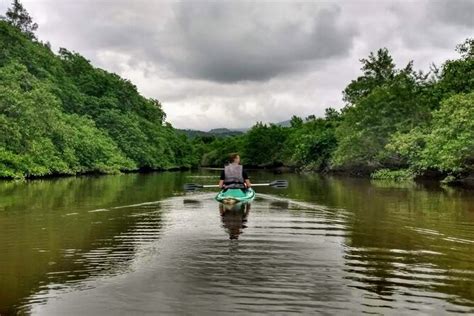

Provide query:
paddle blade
left=269, top=180, right=288, bottom=189
left=183, top=183, right=204, bottom=191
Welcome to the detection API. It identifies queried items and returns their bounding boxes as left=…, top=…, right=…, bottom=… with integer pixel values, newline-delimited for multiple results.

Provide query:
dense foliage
left=388, top=93, right=474, bottom=174
left=198, top=39, right=474, bottom=182
left=195, top=112, right=338, bottom=171
left=0, top=13, right=197, bottom=178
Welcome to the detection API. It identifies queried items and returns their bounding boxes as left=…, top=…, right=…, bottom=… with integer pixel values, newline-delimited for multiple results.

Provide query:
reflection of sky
left=31, top=195, right=353, bottom=315
left=21, top=203, right=165, bottom=314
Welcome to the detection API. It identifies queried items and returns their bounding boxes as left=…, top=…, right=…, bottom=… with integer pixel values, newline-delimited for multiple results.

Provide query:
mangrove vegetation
left=0, top=2, right=198, bottom=179
left=195, top=40, right=474, bottom=183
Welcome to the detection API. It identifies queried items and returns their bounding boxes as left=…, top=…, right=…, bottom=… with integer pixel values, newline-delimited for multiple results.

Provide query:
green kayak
left=215, top=188, right=255, bottom=204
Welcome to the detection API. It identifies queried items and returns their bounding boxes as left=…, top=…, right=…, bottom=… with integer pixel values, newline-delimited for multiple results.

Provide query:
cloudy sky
left=1, top=0, right=472, bottom=130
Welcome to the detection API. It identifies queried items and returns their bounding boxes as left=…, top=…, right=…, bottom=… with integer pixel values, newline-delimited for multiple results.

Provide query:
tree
left=5, top=0, right=38, bottom=39
left=435, top=38, right=474, bottom=97
left=285, top=118, right=337, bottom=171
left=343, top=48, right=396, bottom=104
left=456, top=38, right=474, bottom=59
left=243, top=123, right=289, bottom=167
left=305, top=114, right=316, bottom=121
left=332, top=48, right=432, bottom=171
left=324, top=107, right=340, bottom=121
left=290, top=115, right=303, bottom=128
left=388, top=93, right=474, bottom=175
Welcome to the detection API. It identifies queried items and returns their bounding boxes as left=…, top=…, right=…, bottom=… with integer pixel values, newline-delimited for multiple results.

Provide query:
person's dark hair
left=228, top=153, right=239, bottom=163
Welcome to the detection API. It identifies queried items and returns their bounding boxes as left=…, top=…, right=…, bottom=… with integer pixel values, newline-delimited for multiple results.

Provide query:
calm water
left=1, top=170, right=474, bottom=315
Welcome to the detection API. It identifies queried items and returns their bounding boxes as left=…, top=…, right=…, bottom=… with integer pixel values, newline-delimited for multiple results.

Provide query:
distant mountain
left=231, top=127, right=249, bottom=132
left=179, top=121, right=291, bottom=139
left=178, top=128, right=243, bottom=138
left=208, top=128, right=237, bottom=134
left=275, top=120, right=291, bottom=127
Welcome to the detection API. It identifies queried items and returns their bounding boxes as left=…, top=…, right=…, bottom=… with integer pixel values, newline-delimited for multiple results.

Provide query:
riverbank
left=0, top=165, right=193, bottom=181
left=201, top=165, right=474, bottom=189
left=3, top=164, right=473, bottom=190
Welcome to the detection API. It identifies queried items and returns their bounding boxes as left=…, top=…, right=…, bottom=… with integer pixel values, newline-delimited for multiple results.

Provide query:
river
left=1, top=170, right=474, bottom=315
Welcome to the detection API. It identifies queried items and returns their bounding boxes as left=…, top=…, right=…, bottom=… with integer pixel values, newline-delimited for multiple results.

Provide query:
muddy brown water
left=1, top=170, right=474, bottom=315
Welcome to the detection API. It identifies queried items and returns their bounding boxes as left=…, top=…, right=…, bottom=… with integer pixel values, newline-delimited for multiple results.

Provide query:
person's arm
left=219, top=170, right=225, bottom=189
left=243, top=170, right=251, bottom=188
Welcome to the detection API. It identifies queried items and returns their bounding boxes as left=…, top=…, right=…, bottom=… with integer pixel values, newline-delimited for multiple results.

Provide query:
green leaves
left=243, top=123, right=289, bottom=167
left=5, top=0, right=38, bottom=39
left=420, top=93, right=474, bottom=173
left=333, top=49, right=436, bottom=172
left=286, top=118, right=337, bottom=171
left=386, top=93, right=474, bottom=176
left=343, top=48, right=396, bottom=104
left=371, top=168, right=414, bottom=181
left=0, top=20, right=196, bottom=179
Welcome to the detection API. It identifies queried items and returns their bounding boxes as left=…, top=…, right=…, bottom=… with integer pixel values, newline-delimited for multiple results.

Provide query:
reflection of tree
left=319, top=177, right=474, bottom=309
left=273, top=172, right=474, bottom=308
left=0, top=173, right=176, bottom=315
left=243, top=172, right=474, bottom=309
left=21, top=205, right=165, bottom=314
left=219, top=203, right=251, bottom=240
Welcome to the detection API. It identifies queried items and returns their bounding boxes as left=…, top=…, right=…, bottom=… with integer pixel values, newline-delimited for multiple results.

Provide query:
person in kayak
left=219, top=153, right=251, bottom=191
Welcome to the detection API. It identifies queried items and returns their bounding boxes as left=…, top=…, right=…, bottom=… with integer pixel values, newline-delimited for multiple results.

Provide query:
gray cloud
left=163, top=2, right=357, bottom=82
left=432, top=0, right=474, bottom=27
left=6, top=0, right=474, bottom=129
left=31, top=1, right=357, bottom=83
left=386, top=0, right=473, bottom=51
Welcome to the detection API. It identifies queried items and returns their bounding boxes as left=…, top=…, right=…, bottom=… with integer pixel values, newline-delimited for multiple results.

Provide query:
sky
left=1, top=0, right=472, bottom=130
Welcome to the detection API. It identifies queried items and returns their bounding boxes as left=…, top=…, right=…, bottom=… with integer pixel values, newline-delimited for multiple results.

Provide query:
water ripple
left=6, top=189, right=474, bottom=315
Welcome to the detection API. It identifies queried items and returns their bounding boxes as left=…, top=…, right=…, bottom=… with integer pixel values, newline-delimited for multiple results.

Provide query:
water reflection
left=0, top=173, right=176, bottom=315
left=219, top=202, right=251, bottom=240
left=2, top=171, right=474, bottom=314
left=183, top=198, right=203, bottom=207
left=269, top=200, right=290, bottom=209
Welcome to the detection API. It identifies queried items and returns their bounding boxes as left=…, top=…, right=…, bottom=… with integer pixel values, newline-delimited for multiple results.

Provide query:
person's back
left=219, top=153, right=251, bottom=191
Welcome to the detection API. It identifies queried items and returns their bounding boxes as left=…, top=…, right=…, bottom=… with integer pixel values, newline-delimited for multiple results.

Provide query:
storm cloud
left=432, top=0, right=474, bottom=27
left=164, top=2, right=356, bottom=82
left=2, top=0, right=472, bottom=130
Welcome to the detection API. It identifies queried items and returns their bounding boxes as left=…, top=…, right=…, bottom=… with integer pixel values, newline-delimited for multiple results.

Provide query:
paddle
left=184, top=180, right=288, bottom=192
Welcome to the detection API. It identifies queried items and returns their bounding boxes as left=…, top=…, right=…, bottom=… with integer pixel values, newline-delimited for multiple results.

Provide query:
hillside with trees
left=0, top=1, right=197, bottom=179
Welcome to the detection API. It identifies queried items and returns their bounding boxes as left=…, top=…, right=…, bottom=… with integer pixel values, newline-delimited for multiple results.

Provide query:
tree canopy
left=0, top=3, right=198, bottom=179
left=4, top=0, right=38, bottom=39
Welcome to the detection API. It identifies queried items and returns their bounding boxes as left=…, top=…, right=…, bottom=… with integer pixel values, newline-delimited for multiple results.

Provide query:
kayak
left=215, top=188, right=255, bottom=204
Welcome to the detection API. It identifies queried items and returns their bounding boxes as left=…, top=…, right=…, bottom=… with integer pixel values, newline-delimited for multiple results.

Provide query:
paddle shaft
left=184, top=179, right=287, bottom=191
left=201, top=183, right=272, bottom=188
